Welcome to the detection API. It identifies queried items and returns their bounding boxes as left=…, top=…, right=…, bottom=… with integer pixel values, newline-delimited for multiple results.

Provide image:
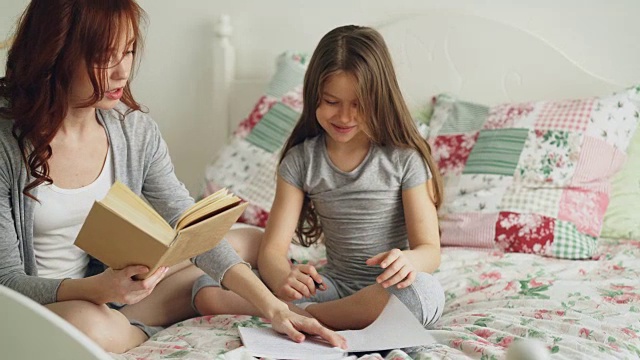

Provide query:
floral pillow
left=426, top=86, right=640, bottom=259
left=202, top=52, right=308, bottom=227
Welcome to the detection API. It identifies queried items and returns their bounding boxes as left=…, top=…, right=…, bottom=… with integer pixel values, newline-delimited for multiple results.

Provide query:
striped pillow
left=203, top=52, right=307, bottom=227
left=427, top=87, right=640, bottom=259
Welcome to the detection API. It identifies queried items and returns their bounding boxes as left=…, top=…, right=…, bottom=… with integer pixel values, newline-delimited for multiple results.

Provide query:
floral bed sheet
left=113, top=238, right=640, bottom=360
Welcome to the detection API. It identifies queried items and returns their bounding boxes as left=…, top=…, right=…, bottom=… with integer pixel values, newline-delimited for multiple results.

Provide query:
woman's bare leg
left=123, top=226, right=264, bottom=323
left=194, top=285, right=262, bottom=316
left=41, top=227, right=268, bottom=355
left=46, top=301, right=146, bottom=353
left=226, top=226, right=264, bottom=267
left=120, top=261, right=204, bottom=326
left=43, top=261, right=202, bottom=353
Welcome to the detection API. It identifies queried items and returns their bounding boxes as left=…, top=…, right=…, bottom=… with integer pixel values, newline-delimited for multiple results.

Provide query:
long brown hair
left=280, top=25, right=444, bottom=247
left=0, top=0, right=146, bottom=199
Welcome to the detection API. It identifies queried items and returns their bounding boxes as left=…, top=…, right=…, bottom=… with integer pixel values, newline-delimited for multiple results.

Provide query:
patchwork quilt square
left=534, top=98, right=594, bottom=132
left=446, top=174, right=512, bottom=213
left=514, top=130, right=582, bottom=187
left=463, top=129, right=529, bottom=176
left=245, top=102, right=299, bottom=153
left=432, top=133, right=479, bottom=177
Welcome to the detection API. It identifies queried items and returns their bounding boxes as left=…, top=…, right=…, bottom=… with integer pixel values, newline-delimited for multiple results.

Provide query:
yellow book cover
left=75, top=181, right=248, bottom=279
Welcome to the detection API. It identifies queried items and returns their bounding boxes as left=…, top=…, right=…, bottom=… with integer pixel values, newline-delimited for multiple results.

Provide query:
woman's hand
left=366, top=249, right=417, bottom=289
left=269, top=307, right=347, bottom=349
left=275, top=263, right=326, bottom=301
left=95, top=265, right=168, bottom=304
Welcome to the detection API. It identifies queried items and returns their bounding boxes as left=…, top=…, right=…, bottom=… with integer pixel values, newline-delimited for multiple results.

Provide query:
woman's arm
left=0, top=207, right=62, bottom=304
left=0, top=143, right=62, bottom=304
left=56, top=266, right=168, bottom=305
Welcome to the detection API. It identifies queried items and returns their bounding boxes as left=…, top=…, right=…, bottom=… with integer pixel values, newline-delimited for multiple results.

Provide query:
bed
left=3, top=10, right=638, bottom=360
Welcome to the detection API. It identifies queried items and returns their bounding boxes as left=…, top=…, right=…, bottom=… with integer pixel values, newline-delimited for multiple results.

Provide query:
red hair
left=0, top=0, right=146, bottom=199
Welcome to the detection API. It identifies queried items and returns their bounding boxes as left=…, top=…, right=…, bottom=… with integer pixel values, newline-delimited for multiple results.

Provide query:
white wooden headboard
left=212, top=11, right=623, bottom=139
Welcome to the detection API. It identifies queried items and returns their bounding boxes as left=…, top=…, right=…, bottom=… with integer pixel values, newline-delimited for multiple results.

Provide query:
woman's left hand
left=366, top=248, right=417, bottom=289
left=269, top=308, right=347, bottom=349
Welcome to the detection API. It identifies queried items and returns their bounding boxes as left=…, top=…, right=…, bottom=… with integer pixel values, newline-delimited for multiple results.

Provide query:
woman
left=0, top=0, right=345, bottom=353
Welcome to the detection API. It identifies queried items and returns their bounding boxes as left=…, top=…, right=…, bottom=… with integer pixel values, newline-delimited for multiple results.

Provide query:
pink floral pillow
left=427, top=87, right=640, bottom=259
left=202, top=52, right=308, bottom=227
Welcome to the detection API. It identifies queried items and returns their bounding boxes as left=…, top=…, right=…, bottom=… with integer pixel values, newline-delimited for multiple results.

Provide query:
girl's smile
left=331, top=123, right=357, bottom=134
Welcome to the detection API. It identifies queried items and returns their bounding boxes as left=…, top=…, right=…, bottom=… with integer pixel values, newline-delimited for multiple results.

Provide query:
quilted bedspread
left=112, top=238, right=640, bottom=360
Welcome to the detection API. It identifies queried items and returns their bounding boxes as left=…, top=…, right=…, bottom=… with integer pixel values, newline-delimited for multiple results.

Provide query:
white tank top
left=33, top=147, right=114, bottom=279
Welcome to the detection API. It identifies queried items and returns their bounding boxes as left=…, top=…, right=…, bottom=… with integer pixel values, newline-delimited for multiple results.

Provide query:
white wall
left=3, top=0, right=640, bottom=194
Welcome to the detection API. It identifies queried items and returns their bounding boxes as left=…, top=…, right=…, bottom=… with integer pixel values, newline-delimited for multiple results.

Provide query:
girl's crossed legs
left=193, top=229, right=445, bottom=330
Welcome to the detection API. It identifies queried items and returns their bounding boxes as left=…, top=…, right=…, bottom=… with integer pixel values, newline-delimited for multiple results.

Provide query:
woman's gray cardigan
left=0, top=106, right=242, bottom=304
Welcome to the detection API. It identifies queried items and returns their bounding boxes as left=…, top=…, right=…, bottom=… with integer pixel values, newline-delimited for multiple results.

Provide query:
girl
left=0, top=0, right=344, bottom=353
left=258, top=25, right=446, bottom=330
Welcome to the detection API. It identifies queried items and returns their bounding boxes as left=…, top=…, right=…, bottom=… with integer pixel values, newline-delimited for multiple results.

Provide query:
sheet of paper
left=238, top=294, right=436, bottom=358
left=238, top=327, right=346, bottom=360
left=338, top=294, right=436, bottom=352
left=222, top=346, right=258, bottom=360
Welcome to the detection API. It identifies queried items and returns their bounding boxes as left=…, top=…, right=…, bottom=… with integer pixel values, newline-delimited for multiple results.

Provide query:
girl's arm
left=366, top=179, right=441, bottom=288
left=401, top=179, right=441, bottom=272
left=258, top=176, right=321, bottom=300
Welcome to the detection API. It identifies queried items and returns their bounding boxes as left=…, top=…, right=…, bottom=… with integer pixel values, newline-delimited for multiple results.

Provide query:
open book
left=75, top=181, right=248, bottom=279
left=237, top=295, right=437, bottom=359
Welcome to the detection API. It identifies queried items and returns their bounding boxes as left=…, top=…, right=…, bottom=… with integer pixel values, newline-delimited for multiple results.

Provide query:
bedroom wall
left=2, top=0, right=640, bottom=194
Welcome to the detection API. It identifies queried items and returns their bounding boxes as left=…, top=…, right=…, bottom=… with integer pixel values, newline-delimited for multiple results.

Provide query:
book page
left=176, top=188, right=229, bottom=226
left=100, top=181, right=175, bottom=245
left=160, top=202, right=249, bottom=269
left=238, top=295, right=436, bottom=358
left=175, top=194, right=241, bottom=230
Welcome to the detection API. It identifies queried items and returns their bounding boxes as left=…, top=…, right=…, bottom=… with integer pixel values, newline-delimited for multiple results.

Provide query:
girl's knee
left=385, top=272, right=445, bottom=327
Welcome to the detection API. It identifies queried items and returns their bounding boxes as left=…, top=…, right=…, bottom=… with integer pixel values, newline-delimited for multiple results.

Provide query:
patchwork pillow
left=202, top=52, right=308, bottom=227
left=426, top=86, right=640, bottom=259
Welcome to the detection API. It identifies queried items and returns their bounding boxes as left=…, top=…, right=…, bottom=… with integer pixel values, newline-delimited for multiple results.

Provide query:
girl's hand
left=275, top=263, right=326, bottom=301
left=96, top=265, right=168, bottom=304
left=366, top=249, right=417, bottom=289
left=270, top=307, right=347, bottom=349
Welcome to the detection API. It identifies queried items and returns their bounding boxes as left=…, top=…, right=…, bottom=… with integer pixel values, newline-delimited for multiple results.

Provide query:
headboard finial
left=215, top=14, right=232, bottom=39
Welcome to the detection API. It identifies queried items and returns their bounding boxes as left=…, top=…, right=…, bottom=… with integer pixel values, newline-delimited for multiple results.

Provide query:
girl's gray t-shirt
left=279, top=135, right=432, bottom=297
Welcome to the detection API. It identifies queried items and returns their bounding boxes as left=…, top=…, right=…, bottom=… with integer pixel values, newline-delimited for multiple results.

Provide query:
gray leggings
left=192, top=271, right=445, bottom=327
left=107, top=302, right=163, bottom=338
